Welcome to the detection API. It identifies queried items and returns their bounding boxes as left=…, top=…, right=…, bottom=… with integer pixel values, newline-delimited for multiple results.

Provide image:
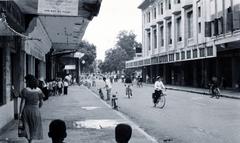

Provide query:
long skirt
left=22, top=105, right=43, bottom=140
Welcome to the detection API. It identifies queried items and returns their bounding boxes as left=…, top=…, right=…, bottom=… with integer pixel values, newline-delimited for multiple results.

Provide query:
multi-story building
left=126, top=0, right=240, bottom=88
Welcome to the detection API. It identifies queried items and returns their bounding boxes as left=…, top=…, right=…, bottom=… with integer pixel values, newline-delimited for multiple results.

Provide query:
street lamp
left=81, top=60, right=85, bottom=73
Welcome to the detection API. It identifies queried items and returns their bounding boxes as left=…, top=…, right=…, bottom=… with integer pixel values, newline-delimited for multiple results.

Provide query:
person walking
left=63, top=79, right=69, bottom=95
left=19, top=75, right=44, bottom=143
left=103, top=77, right=112, bottom=101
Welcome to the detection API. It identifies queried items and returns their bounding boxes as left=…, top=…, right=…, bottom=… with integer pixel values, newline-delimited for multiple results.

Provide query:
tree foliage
left=99, top=31, right=142, bottom=73
left=77, top=40, right=96, bottom=72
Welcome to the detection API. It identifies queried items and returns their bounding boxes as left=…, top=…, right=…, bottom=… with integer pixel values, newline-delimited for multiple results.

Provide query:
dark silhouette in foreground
left=48, top=119, right=67, bottom=143
left=115, top=123, right=132, bottom=143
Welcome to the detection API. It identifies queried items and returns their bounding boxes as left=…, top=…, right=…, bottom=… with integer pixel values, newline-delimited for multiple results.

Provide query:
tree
left=77, top=41, right=96, bottom=72
left=99, top=31, right=142, bottom=73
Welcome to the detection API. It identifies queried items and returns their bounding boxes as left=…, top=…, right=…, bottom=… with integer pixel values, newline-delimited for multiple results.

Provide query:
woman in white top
left=153, top=76, right=166, bottom=106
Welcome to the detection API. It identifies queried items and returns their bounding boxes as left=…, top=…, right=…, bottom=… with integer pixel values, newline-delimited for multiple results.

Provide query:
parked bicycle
left=111, top=92, right=118, bottom=110
left=98, top=88, right=104, bottom=100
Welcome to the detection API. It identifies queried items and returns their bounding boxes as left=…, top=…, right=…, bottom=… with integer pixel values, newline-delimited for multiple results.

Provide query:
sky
left=82, top=0, right=143, bottom=61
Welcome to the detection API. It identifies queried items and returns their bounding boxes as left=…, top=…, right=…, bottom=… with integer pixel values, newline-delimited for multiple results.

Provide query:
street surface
left=95, top=80, right=240, bottom=143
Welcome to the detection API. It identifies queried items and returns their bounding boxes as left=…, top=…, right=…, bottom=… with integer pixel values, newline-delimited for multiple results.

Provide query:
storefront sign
left=37, top=0, right=79, bottom=16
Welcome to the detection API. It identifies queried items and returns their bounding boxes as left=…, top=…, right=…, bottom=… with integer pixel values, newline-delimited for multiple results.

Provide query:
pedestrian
left=57, top=78, right=63, bottom=95
left=103, top=77, right=112, bottom=101
left=48, top=119, right=67, bottom=143
left=115, top=123, right=132, bottom=143
left=19, top=74, right=44, bottom=143
left=63, top=79, right=69, bottom=95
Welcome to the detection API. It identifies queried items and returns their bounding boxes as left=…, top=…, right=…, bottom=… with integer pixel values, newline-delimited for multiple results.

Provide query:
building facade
left=126, top=0, right=240, bottom=88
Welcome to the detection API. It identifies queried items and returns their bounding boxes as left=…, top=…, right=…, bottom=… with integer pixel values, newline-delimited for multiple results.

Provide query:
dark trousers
left=153, top=90, right=162, bottom=104
left=64, top=86, right=68, bottom=95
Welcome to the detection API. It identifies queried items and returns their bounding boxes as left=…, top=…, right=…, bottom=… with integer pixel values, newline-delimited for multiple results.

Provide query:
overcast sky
left=82, top=0, right=143, bottom=61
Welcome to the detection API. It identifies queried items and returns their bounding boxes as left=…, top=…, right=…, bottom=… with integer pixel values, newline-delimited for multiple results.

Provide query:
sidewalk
left=0, top=86, right=157, bottom=143
left=144, top=83, right=240, bottom=99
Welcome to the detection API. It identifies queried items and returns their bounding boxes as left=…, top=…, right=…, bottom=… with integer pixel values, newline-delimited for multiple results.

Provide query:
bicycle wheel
left=215, top=88, right=221, bottom=99
left=158, top=95, right=166, bottom=108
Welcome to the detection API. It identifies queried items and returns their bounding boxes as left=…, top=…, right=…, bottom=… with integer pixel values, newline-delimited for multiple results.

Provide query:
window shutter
left=233, top=11, right=240, bottom=30
left=214, top=19, right=218, bottom=35
left=205, top=21, right=211, bottom=37
left=227, top=12, right=233, bottom=32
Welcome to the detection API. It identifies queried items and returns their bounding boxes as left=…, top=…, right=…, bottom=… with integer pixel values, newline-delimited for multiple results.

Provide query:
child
left=115, top=123, right=132, bottom=143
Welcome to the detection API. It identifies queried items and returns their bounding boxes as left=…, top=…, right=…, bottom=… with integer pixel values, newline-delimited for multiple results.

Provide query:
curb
left=143, top=84, right=240, bottom=100
left=166, top=87, right=240, bottom=100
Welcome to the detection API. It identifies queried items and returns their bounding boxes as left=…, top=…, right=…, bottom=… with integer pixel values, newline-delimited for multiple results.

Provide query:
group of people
left=48, top=119, right=132, bottom=143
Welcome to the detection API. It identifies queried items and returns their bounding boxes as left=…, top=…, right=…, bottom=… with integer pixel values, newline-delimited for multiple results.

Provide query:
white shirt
left=105, top=79, right=112, bottom=89
left=154, top=81, right=165, bottom=91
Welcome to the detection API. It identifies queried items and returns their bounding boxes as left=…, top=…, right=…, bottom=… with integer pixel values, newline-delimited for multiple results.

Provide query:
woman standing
left=19, top=75, right=44, bottom=143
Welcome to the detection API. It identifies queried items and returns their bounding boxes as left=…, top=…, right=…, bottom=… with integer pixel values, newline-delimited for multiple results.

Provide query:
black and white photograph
left=0, top=0, right=240, bottom=143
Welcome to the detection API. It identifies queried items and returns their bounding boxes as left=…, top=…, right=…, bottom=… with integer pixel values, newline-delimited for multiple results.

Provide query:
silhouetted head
left=48, top=119, right=67, bottom=143
left=115, top=123, right=132, bottom=143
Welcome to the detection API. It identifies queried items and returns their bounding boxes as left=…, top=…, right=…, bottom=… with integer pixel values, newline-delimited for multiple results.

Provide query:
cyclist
left=209, top=76, right=219, bottom=98
left=153, top=76, right=166, bottom=107
left=125, top=75, right=133, bottom=98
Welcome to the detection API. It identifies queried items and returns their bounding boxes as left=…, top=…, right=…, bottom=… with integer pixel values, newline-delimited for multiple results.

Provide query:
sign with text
left=37, top=0, right=79, bottom=16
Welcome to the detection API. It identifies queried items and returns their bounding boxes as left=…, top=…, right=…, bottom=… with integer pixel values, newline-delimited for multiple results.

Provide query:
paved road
left=95, top=80, right=240, bottom=143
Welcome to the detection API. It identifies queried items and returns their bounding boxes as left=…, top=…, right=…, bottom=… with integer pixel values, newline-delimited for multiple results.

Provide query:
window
left=175, top=0, right=181, bottom=4
left=181, top=51, right=185, bottom=60
left=169, top=54, right=174, bottom=61
left=187, top=50, right=191, bottom=59
left=176, top=53, right=180, bottom=60
left=198, top=22, right=201, bottom=33
left=176, top=17, right=182, bottom=41
left=160, top=26, right=164, bottom=46
left=207, top=47, right=213, bottom=56
left=198, top=7, right=201, bottom=17
left=0, top=49, right=3, bottom=106
left=218, top=17, right=223, bottom=34
left=199, top=48, right=205, bottom=57
left=153, top=28, right=157, bottom=49
left=147, top=12, right=151, bottom=23
left=160, top=3, right=163, bottom=14
left=158, top=3, right=161, bottom=15
left=147, top=32, right=151, bottom=50
left=167, top=22, right=172, bottom=44
left=166, top=0, right=171, bottom=10
left=193, top=49, right=198, bottom=58
left=187, top=11, right=193, bottom=38
left=153, top=7, right=157, bottom=19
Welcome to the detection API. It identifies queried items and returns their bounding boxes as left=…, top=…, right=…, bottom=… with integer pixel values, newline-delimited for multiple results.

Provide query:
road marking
left=87, top=87, right=159, bottom=143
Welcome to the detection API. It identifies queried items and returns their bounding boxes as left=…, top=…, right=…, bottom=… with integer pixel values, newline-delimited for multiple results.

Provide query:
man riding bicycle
left=125, top=75, right=133, bottom=98
left=153, top=76, right=166, bottom=107
left=209, top=76, right=220, bottom=98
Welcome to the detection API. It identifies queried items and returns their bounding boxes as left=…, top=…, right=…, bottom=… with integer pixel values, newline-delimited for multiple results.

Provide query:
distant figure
left=63, top=79, right=69, bottom=95
left=103, top=77, right=112, bottom=101
left=115, top=123, right=132, bottom=143
left=48, top=119, right=67, bottom=143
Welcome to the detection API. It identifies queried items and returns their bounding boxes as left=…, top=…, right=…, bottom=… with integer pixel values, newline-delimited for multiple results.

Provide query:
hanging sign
left=37, top=0, right=79, bottom=16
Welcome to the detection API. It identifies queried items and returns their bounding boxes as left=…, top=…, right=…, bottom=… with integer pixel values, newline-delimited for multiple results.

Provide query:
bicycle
left=125, top=84, right=132, bottom=98
left=152, top=92, right=166, bottom=108
left=111, top=92, right=118, bottom=110
left=209, top=84, right=221, bottom=99
left=98, top=88, right=104, bottom=100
